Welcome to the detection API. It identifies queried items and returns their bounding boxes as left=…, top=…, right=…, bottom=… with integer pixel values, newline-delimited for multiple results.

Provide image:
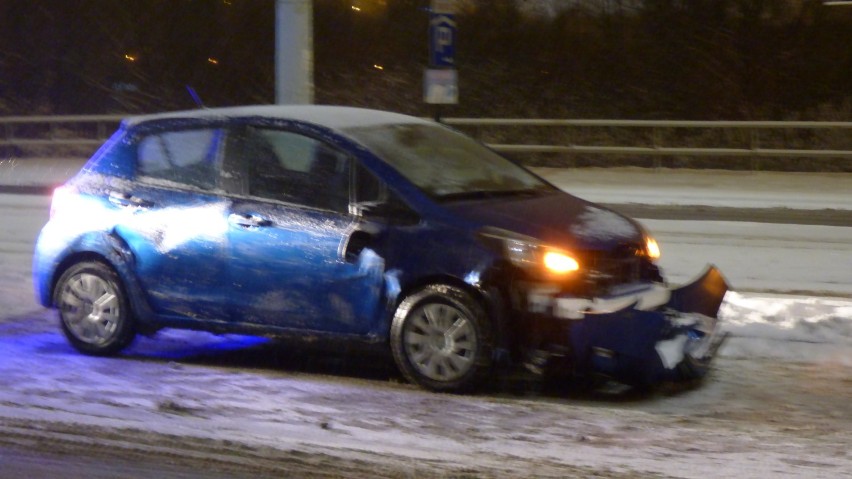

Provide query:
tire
left=390, top=285, right=493, bottom=393
left=53, top=261, right=136, bottom=356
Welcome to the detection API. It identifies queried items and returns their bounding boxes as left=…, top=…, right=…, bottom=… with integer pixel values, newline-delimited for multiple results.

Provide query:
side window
left=242, top=127, right=350, bottom=212
left=137, top=129, right=222, bottom=190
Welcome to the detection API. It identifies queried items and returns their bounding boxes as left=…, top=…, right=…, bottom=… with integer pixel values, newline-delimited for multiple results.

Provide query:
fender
left=42, top=229, right=160, bottom=329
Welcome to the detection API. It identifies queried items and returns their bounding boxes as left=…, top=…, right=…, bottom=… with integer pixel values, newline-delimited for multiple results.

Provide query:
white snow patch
left=719, top=292, right=852, bottom=365
left=126, top=105, right=429, bottom=130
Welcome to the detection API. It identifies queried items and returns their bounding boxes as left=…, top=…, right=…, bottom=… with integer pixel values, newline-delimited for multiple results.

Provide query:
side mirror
left=350, top=201, right=419, bottom=225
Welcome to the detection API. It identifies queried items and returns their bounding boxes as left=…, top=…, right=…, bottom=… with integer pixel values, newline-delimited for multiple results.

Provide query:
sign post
left=425, top=0, right=457, bottom=119
left=275, top=0, right=313, bottom=105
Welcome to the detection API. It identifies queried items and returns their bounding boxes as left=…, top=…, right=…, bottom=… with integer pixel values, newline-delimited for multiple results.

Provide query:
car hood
left=441, top=191, right=645, bottom=251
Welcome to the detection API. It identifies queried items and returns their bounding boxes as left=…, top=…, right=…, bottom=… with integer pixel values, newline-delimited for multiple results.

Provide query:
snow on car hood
left=443, top=191, right=644, bottom=250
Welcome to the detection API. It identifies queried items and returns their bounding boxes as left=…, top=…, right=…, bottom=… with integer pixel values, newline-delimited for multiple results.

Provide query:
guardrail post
left=563, top=125, right=571, bottom=167
left=750, top=129, right=760, bottom=171
left=652, top=127, right=662, bottom=170
left=3, top=123, right=12, bottom=158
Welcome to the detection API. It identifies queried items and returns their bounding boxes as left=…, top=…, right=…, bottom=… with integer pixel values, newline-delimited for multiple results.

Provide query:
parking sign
left=429, top=2, right=456, bottom=68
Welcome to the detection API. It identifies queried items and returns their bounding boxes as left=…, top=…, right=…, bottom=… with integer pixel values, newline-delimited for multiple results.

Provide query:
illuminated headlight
left=481, top=227, right=580, bottom=276
left=543, top=250, right=580, bottom=274
left=645, top=235, right=661, bottom=260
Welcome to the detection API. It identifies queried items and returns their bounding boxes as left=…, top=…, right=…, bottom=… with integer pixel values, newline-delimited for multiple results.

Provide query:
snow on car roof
left=125, top=105, right=431, bottom=131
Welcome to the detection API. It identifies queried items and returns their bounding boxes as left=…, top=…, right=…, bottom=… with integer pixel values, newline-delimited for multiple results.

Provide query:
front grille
left=581, top=243, right=644, bottom=293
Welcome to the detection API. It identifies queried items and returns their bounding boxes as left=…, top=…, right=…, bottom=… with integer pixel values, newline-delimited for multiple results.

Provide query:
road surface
left=0, top=168, right=849, bottom=478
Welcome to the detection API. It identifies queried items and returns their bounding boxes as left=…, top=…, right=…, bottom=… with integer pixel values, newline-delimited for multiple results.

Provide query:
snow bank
left=720, top=292, right=852, bottom=365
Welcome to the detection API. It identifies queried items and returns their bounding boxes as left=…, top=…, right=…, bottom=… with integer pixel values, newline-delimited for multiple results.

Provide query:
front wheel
left=390, top=285, right=493, bottom=392
left=54, top=261, right=136, bottom=356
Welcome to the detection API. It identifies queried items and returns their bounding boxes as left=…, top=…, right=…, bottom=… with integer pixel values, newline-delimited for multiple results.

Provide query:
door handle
left=228, top=213, right=272, bottom=228
left=109, top=191, right=153, bottom=208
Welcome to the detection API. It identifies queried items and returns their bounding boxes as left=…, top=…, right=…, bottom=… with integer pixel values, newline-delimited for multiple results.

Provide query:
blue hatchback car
left=34, top=106, right=728, bottom=392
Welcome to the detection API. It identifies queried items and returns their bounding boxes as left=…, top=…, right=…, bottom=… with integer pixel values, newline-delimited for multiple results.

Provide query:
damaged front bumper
left=523, top=266, right=730, bottom=385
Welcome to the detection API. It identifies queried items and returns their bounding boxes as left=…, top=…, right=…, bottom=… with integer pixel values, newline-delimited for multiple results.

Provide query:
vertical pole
left=750, top=128, right=760, bottom=171
left=275, top=0, right=314, bottom=105
left=3, top=123, right=11, bottom=159
left=652, top=127, right=662, bottom=170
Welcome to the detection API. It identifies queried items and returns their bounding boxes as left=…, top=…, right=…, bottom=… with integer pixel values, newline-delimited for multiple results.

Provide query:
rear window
left=137, top=128, right=223, bottom=190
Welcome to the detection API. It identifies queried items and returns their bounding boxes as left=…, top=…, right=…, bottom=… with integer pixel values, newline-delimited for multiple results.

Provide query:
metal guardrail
left=2, top=114, right=851, bottom=163
left=442, top=118, right=852, bottom=161
left=0, top=114, right=123, bottom=150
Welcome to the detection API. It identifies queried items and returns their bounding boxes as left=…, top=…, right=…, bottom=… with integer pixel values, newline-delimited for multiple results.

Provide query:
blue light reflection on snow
left=3, top=327, right=270, bottom=363
left=126, top=330, right=271, bottom=361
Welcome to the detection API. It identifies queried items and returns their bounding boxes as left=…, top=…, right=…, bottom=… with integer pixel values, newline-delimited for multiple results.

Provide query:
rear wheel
left=390, top=285, right=493, bottom=392
left=54, top=261, right=136, bottom=355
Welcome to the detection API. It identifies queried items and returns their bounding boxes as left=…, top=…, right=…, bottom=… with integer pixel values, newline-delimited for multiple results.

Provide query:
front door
left=223, top=125, right=385, bottom=334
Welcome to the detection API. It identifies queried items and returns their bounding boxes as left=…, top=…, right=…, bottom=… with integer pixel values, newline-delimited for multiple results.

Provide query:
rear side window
left=137, top=129, right=223, bottom=190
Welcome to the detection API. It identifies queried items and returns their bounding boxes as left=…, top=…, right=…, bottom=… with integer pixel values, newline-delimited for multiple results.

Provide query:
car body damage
left=33, top=105, right=731, bottom=392
left=527, top=266, right=729, bottom=385
left=434, top=190, right=727, bottom=385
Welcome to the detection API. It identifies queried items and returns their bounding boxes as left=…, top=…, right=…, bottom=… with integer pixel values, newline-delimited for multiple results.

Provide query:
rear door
left=110, top=125, right=231, bottom=321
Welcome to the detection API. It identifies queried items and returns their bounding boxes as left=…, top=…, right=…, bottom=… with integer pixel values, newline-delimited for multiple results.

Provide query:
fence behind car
left=2, top=115, right=851, bottom=171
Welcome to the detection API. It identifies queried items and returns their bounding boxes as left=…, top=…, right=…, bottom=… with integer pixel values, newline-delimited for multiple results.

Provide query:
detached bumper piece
left=566, top=266, right=729, bottom=385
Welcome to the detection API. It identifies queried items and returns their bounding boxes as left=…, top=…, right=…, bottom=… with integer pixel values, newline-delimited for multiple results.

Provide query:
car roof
left=124, top=105, right=432, bottom=131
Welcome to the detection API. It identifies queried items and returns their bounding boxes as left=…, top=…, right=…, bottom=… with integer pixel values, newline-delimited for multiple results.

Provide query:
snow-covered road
left=648, top=219, right=851, bottom=296
left=0, top=167, right=850, bottom=478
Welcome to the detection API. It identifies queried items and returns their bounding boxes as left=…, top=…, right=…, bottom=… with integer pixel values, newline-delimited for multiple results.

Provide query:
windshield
left=344, top=123, right=552, bottom=199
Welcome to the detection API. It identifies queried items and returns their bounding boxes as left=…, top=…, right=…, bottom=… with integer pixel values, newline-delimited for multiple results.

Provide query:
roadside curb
left=604, top=203, right=852, bottom=227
